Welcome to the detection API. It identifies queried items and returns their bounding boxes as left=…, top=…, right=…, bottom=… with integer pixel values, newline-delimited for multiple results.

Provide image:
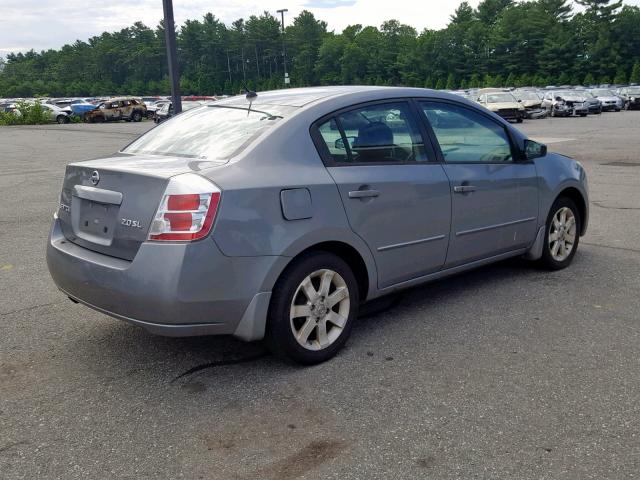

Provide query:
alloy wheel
left=548, top=206, right=577, bottom=262
left=289, top=269, right=350, bottom=351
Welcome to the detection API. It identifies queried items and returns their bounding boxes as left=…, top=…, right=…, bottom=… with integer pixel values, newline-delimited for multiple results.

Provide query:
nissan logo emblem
left=90, top=170, right=100, bottom=186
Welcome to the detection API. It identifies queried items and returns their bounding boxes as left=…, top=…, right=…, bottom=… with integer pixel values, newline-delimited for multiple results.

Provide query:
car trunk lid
left=57, top=154, right=224, bottom=260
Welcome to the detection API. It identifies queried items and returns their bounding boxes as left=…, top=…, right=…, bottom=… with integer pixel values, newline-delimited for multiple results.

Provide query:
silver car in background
left=589, top=88, right=623, bottom=111
left=47, top=86, right=589, bottom=364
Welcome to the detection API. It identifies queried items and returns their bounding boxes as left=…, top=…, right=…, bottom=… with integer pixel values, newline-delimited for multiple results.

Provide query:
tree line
left=1, top=0, right=639, bottom=98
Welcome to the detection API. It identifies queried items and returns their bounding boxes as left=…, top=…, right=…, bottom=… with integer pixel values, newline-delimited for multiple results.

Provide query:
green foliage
left=583, top=73, right=596, bottom=85
left=0, top=1, right=639, bottom=96
left=445, top=73, right=456, bottom=90
left=613, top=67, right=628, bottom=84
left=630, top=61, right=640, bottom=83
left=0, top=100, right=51, bottom=125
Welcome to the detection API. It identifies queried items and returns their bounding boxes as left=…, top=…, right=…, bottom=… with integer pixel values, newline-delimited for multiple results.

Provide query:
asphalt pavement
left=1, top=113, right=639, bottom=479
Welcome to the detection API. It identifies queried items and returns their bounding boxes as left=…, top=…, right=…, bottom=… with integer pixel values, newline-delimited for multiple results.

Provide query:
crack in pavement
left=593, top=201, right=640, bottom=211
left=0, top=302, right=58, bottom=317
left=582, top=242, right=640, bottom=254
left=171, top=351, right=269, bottom=383
left=0, top=440, right=29, bottom=454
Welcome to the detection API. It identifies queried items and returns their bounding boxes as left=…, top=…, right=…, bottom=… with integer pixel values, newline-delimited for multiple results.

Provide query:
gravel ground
left=1, top=112, right=639, bottom=479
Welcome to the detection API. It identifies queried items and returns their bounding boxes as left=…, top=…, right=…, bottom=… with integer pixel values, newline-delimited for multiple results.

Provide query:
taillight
left=148, top=174, right=221, bottom=242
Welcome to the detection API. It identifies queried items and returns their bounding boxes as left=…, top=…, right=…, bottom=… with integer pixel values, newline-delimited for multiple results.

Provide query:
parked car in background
left=182, top=95, right=217, bottom=102
left=145, top=99, right=170, bottom=119
left=588, top=89, right=622, bottom=111
left=617, top=86, right=640, bottom=110
left=153, top=100, right=203, bottom=123
left=575, top=90, right=602, bottom=114
left=46, top=86, right=589, bottom=364
left=513, top=90, right=547, bottom=119
left=141, top=96, right=161, bottom=105
left=69, top=99, right=98, bottom=118
left=541, top=90, right=588, bottom=117
left=85, top=97, right=147, bottom=123
left=41, top=103, right=71, bottom=124
left=476, top=90, right=525, bottom=122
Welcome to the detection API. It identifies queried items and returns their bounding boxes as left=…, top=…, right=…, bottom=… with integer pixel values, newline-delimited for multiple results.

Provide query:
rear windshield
left=123, top=104, right=294, bottom=160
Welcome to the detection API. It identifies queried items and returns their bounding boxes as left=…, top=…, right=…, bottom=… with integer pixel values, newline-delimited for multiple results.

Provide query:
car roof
left=213, top=85, right=470, bottom=110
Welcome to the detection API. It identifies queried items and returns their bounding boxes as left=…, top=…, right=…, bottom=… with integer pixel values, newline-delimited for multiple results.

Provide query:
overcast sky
left=1, top=0, right=640, bottom=57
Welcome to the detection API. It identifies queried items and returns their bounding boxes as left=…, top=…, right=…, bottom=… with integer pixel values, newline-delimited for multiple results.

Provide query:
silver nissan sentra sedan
left=47, top=86, right=589, bottom=364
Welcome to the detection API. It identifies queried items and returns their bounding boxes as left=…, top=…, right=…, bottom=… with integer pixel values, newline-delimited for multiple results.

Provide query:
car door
left=418, top=100, right=538, bottom=268
left=312, top=100, right=451, bottom=288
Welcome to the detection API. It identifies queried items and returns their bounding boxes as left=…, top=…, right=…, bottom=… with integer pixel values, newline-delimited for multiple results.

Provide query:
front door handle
left=453, top=185, right=476, bottom=193
left=348, top=189, right=380, bottom=199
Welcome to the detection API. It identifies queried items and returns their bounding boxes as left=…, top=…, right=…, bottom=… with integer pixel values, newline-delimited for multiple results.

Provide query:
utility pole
left=162, top=0, right=182, bottom=114
left=276, top=8, right=289, bottom=87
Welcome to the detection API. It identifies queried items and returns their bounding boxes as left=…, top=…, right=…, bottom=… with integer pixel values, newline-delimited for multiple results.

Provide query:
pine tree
left=583, top=73, right=596, bottom=86
left=505, top=73, right=516, bottom=87
left=446, top=73, right=456, bottom=90
left=424, top=76, right=434, bottom=89
left=613, top=68, right=627, bottom=84
left=630, top=62, right=640, bottom=84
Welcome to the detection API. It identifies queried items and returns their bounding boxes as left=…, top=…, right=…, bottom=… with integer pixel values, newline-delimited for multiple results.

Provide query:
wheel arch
left=556, top=186, right=587, bottom=236
left=271, top=240, right=373, bottom=304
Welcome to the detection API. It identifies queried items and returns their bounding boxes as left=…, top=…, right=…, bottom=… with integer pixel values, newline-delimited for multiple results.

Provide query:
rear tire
left=265, top=252, right=359, bottom=364
left=539, top=197, right=581, bottom=271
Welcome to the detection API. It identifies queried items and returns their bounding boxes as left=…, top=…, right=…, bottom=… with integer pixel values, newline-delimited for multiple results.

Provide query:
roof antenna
left=242, top=82, right=257, bottom=116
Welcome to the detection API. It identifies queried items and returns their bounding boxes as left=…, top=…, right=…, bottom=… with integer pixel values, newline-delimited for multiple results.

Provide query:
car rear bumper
left=47, top=217, right=285, bottom=340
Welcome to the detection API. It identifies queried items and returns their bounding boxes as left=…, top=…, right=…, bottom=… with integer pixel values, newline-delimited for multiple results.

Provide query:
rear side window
left=420, top=101, right=513, bottom=163
left=317, top=102, right=428, bottom=164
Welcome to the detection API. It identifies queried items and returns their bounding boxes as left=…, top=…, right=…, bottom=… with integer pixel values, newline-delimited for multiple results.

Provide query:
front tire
left=265, top=252, right=359, bottom=364
left=539, top=197, right=581, bottom=270
left=132, top=111, right=142, bottom=122
left=56, top=115, right=69, bottom=124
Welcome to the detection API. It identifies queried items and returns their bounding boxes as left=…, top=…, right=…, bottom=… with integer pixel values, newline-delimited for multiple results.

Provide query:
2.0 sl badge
left=121, top=218, right=142, bottom=228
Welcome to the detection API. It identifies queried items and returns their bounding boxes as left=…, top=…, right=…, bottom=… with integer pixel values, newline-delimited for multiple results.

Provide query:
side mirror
left=517, top=99, right=522, bottom=102
left=524, top=139, right=547, bottom=160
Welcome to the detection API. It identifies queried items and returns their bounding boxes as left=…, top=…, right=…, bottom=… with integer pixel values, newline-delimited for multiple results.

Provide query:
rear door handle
left=348, top=189, right=380, bottom=199
left=453, top=185, right=476, bottom=194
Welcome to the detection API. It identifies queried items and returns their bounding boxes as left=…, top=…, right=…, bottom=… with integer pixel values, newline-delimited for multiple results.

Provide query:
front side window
left=317, top=102, right=428, bottom=164
left=420, top=101, right=513, bottom=163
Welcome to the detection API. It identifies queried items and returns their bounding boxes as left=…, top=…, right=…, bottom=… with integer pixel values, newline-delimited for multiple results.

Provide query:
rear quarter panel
left=203, top=111, right=378, bottom=296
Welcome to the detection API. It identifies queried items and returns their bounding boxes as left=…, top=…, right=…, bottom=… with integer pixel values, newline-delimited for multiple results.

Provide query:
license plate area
left=71, top=196, right=118, bottom=246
